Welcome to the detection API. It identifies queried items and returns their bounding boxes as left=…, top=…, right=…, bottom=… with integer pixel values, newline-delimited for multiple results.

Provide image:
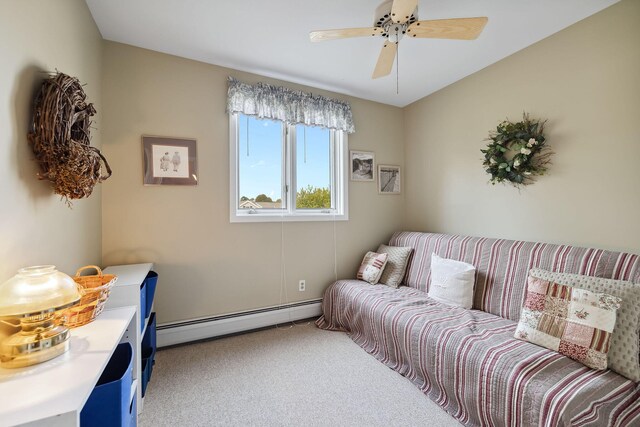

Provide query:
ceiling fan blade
left=310, top=27, right=383, bottom=42
left=372, top=41, right=397, bottom=79
left=390, top=0, right=418, bottom=24
left=406, top=17, right=488, bottom=40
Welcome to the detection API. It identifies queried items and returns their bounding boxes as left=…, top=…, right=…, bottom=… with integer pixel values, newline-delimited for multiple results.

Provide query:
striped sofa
left=316, top=232, right=640, bottom=426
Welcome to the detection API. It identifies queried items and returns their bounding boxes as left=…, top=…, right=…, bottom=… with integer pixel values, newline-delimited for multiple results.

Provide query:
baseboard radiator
left=156, top=299, right=322, bottom=348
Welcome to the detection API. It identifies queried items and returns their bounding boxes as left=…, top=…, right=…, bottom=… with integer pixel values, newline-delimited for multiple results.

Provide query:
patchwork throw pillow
left=376, top=244, right=413, bottom=288
left=529, top=268, right=640, bottom=382
left=515, top=273, right=622, bottom=371
left=356, top=252, right=388, bottom=284
left=428, top=254, right=476, bottom=309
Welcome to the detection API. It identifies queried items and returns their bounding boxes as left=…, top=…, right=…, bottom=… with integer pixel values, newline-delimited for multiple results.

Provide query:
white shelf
left=104, top=263, right=153, bottom=289
left=103, top=263, right=154, bottom=416
left=0, top=306, right=136, bottom=426
left=130, top=379, right=138, bottom=405
left=142, top=311, right=151, bottom=337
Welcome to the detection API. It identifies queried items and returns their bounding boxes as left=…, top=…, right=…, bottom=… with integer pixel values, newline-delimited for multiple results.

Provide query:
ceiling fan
left=310, top=0, right=488, bottom=79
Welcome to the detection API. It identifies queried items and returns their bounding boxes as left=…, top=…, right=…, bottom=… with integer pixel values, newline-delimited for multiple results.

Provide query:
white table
left=0, top=306, right=136, bottom=427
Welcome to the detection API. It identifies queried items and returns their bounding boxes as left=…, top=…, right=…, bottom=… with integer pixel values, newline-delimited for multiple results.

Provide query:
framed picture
left=378, top=165, right=401, bottom=194
left=350, top=150, right=375, bottom=181
left=142, top=136, right=198, bottom=186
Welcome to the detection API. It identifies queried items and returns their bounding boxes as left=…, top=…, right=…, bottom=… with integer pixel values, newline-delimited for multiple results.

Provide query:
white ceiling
left=86, top=0, right=618, bottom=107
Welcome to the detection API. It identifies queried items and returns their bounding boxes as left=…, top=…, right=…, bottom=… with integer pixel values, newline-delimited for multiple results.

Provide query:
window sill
left=230, top=211, right=348, bottom=223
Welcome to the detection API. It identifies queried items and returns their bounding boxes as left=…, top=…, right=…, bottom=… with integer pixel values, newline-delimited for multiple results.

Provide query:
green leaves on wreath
left=481, top=113, right=550, bottom=188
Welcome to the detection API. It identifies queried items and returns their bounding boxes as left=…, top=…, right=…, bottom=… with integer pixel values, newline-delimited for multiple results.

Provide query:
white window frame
left=229, top=113, right=349, bottom=223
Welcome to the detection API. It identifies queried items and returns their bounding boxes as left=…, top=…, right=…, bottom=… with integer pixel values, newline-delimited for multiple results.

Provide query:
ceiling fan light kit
left=374, top=0, right=417, bottom=43
left=310, top=0, right=488, bottom=81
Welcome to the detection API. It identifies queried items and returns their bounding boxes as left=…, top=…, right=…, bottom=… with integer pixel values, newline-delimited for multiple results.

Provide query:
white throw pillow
left=429, top=254, right=476, bottom=309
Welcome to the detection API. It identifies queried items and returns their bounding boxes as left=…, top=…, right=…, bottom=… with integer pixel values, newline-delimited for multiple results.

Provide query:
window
left=230, top=113, right=348, bottom=222
left=237, top=116, right=284, bottom=210
left=295, top=124, right=331, bottom=210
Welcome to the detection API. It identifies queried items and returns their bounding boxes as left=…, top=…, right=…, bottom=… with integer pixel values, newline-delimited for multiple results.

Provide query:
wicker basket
left=62, top=265, right=117, bottom=328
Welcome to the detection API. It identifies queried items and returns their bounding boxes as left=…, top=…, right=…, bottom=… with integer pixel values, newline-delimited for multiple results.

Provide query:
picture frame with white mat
left=378, top=164, right=401, bottom=194
left=142, top=135, right=198, bottom=186
left=350, top=150, right=375, bottom=182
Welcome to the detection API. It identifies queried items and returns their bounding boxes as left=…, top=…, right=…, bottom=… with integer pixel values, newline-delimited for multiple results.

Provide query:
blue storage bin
left=81, top=343, right=133, bottom=427
left=141, top=312, right=157, bottom=398
left=139, top=280, right=146, bottom=332
left=141, top=348, right=156, bottom=398
left=142, top=312, right=156, bottom=353
left=144, top=271, right=158, bottom=319
left=128, top=390, right=137, bottom=427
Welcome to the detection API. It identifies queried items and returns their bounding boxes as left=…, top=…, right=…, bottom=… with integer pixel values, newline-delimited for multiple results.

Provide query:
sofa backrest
left=389, top=231, right=640, bottom=322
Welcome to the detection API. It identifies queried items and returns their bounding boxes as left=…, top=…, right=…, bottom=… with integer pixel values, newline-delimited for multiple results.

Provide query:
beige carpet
left=140, top=322, right=461, bottom=427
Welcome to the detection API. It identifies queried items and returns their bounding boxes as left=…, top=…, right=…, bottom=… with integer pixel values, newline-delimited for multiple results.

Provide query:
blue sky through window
left=238, top=115, right=282, bottom=202
left=296, top=123, right=330, bottom=196
left=238, top=114, right=331, bottom=203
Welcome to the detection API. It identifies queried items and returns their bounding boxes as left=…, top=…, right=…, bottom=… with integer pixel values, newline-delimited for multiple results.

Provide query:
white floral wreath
left=481, top=113, right=551, bottom=187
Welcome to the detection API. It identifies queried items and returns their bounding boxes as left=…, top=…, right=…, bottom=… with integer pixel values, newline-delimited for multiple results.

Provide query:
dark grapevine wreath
left=481, top=113, right=551, bottom=187
left=28, top=72, right=111, bottom=206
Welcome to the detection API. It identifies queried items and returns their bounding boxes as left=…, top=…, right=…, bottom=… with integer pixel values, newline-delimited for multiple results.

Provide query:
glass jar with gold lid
left=0, top=266, right=81, bottom=368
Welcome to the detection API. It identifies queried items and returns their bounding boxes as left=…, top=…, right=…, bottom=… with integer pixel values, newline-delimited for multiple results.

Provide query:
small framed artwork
left=378, top=165, right=401, bottom=194
left=142, top=136, right=198, bottom=185
left=350, top=150, right=375, bottom=181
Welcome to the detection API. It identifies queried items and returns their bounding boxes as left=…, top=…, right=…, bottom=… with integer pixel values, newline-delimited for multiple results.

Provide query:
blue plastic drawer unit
left=141, top=348, right=156, bottom=397
left=144, top=271, right=158, bottom=319
left=128, top=390, right=137, bottom=427
left=142, top=312, right=157, bottom=352
left=141, top=312, right=157, bottom=397
left=80, top=342, right=133, bottom=427
left=139, top=280, right=147, bottom=332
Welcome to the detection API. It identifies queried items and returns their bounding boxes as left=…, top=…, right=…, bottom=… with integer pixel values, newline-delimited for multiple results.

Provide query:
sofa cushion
left=530, top=268, right=640, bottom=382
left=515, top=274, right=621, bottom=371
left=429, top=254, right=475, bottom=309
left=388, top=232, right=640, bottom=322
left=317, top=279, right=640, bottom=426
left=376, top=244, right=412, bottom=288
left=356, top=251, right=388, bottom=284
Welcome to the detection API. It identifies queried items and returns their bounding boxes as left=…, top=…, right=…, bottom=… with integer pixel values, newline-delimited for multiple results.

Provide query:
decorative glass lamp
left=0, top=266, right=81, bottom=368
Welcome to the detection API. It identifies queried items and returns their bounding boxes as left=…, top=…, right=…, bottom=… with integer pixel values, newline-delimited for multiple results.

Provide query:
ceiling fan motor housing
left=373, top=0, right=417, bottom=42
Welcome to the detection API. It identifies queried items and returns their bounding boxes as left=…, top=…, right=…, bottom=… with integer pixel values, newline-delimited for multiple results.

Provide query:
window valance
left=226, top=77, right=355, bottom=134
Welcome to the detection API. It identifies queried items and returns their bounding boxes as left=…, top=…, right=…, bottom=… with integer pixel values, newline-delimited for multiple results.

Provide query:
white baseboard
left=157, top=301, right=322, bottom=348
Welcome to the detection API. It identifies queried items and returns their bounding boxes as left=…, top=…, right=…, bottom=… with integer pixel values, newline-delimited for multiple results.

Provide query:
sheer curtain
left=226, top=77, right=355, bottom=134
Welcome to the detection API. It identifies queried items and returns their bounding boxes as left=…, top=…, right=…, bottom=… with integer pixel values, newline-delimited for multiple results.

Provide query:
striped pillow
left=515, top=273, right=622, bottom=370
left=357, top=252, right=388, bottom=284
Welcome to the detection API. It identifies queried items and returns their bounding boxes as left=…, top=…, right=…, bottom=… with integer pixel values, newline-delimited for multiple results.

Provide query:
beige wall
left=101, top=42, right=404, bottom=324
left=3, top=0, right=633, bottom=328
left=0, top=0, right=103, bottom=282
left=403, top=0, right=639, bottom=254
